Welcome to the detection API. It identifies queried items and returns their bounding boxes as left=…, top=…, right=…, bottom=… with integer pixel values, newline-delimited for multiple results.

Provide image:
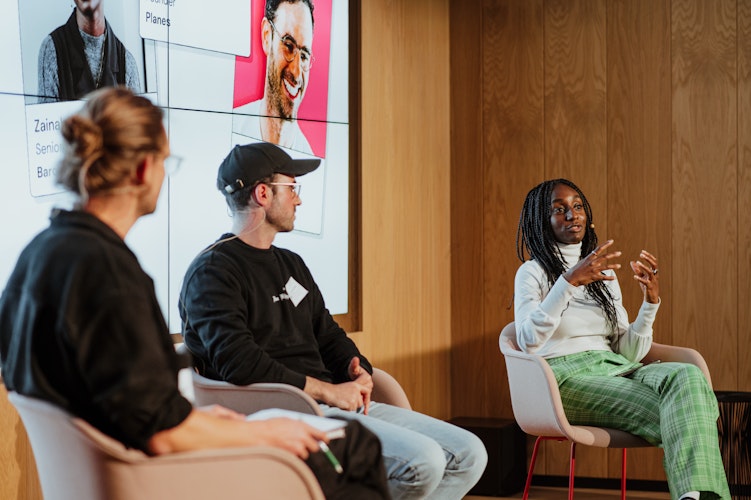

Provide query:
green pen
left=318, top=441, right=343, bottom=474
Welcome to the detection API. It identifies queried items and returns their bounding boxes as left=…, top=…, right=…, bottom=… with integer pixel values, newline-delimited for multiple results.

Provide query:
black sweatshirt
left=0, top=210, right=192, bottom=452
left=180, top=234, right=371, bottom=389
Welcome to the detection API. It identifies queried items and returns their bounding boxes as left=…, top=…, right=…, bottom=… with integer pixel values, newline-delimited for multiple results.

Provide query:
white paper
left=246, top=408, right=346, bottom=439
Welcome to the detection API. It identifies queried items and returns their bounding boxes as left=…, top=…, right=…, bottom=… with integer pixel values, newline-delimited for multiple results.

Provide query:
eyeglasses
left=267, top=182, right=302, bottom=197
left=267, top=19, right=314, bottom=71
left=164, top=155, right=183, bottom=177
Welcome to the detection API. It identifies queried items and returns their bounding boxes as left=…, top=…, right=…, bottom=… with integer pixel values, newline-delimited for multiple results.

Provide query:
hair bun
left=62, top=114, right=104, bottom=161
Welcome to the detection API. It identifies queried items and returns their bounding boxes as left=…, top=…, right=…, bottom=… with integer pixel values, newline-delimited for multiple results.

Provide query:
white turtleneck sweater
left=513, top=242, right=658, bottom=360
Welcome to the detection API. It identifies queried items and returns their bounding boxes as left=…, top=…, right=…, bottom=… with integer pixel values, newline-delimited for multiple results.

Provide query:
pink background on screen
left=233, top=0, right=332, bottom=158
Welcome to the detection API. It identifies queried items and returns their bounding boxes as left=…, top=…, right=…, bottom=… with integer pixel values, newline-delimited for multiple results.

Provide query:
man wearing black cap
left=180, top=142, right=488, bottom=499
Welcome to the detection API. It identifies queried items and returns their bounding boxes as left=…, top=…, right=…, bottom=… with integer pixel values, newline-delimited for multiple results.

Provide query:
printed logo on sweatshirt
left=272, top=276, right=309, bottom=307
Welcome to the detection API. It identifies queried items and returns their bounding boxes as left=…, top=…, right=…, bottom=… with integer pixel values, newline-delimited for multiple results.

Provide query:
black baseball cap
left=217, top=142, right=321, bottom=194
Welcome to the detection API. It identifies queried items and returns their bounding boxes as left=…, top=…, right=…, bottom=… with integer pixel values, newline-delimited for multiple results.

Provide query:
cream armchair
left=498, top=321, right=712, bottom=500
left=8, top=391, right=325, bottom=500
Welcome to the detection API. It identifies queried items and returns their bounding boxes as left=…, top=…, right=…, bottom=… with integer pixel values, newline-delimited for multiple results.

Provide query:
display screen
left=0, top=0, right=350, bottom=331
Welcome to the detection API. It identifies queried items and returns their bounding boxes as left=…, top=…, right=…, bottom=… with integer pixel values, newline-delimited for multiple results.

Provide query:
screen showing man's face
left=265, top=1, right=314, bottom=121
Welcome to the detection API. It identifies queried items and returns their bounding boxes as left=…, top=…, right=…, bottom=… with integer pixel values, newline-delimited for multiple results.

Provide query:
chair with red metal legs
left=498, top=321, right=712, bottom=500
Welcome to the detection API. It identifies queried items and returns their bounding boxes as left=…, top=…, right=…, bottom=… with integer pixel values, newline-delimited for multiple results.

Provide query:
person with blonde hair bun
left=0, top=87, right=389, bottom=499
left=56, top=85, right=167, bottom=208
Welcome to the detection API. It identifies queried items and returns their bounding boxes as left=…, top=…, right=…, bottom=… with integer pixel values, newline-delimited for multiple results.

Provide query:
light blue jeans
left=322, top=402, right=488, bottom=499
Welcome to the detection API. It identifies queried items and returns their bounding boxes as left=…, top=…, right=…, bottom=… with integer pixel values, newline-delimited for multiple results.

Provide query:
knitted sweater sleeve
left=37, top=36, right=59, bottom=102
left=514, top=261, right=576, bottom=354
left=514, top=260, right=658, bottom=360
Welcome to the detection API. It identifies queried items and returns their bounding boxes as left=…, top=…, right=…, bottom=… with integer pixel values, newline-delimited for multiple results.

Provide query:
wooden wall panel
left=542, top=0, right=609, bottom=478
left=607, top=0, right=673, bottom=344
left=449, top=0, right=486, bottom=416
left=544, top=0, right=608, bottom=207
left=606, top=0, right=672, bottom=481
left=359, top=0, right=452, bottom=418
left=480, top=0, right=548, bottom=472
left=450, top=0, right=751, bottom=486
left=671, top=0, right=738, bottom=389
left=739, top=0, right=751, bottom=393
left=482, top=0, right=545, bottom=421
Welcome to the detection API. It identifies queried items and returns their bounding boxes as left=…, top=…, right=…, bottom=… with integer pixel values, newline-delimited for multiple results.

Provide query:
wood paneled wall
left=451, top=0, right=751, bottom=481
left=353, top=0, right=454, bottom=419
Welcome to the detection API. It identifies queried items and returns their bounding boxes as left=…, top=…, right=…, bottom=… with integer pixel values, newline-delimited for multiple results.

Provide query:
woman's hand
left=563, top=239, right=622, bottom=287
left=630, top=250, right=660, bottom=304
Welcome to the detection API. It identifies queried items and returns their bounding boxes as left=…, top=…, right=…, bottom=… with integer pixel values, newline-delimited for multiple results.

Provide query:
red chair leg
left=525, top=438, right=629, bottom=500
left=568, top=441, right=577, bottom=500
left=524, top=437, right=570, bottom=500
left=621, top=448, right=627, bottom=500
left=522, top=437, right=544, bottom=500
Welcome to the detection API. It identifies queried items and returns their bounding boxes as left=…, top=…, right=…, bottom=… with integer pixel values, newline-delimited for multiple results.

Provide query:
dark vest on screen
left=50, top=10, right=127, bottom=101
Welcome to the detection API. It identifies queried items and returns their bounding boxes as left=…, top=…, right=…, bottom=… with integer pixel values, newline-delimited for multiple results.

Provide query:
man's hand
left=322, top=381, right=369, bottom=412
left=304, top=357, right=373, bottom=414
left=348, top=357, right=372, bottom=414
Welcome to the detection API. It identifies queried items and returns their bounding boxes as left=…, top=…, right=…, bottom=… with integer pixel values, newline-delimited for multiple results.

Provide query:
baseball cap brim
left=218, top=142, right=321, bottom=194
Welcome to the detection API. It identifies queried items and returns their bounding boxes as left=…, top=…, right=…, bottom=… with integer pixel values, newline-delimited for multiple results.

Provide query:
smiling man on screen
left=233, top=0, right=315, bottom=154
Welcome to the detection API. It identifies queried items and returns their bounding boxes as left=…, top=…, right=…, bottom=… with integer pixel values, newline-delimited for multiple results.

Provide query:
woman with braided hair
left=513, top=179, right=729, bottom=500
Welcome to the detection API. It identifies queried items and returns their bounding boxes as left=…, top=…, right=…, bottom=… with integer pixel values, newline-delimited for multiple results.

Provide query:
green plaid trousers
left=548, top=351, right=730, bottom=500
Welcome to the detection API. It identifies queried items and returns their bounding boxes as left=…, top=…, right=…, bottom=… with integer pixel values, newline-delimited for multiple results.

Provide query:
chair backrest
left=8, top=391, right=326, bottom=500
left=8, top=391, right=148, bottom=500
left=499, top=322, right=572, bottom=438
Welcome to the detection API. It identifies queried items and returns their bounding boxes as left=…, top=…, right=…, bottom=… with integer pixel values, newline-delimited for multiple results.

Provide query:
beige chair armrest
left=180, top=343, right=411, bottom=413
left=72, top=418, right=325, bottom=500
left=191, top=371, right=323, bottom=416
left=642, top=342, right=712, bottom=389
left=372, top=367, right=412, bottom=410
left=176, top=342, right=322, bottom=415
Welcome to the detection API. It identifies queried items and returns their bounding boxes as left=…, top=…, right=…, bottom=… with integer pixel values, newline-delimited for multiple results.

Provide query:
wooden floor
left=465, top=486, right=671, bottom=499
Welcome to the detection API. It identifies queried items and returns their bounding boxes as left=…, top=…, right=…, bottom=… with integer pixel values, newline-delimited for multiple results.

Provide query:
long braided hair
left=515, top=179, right=618, bottom=334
